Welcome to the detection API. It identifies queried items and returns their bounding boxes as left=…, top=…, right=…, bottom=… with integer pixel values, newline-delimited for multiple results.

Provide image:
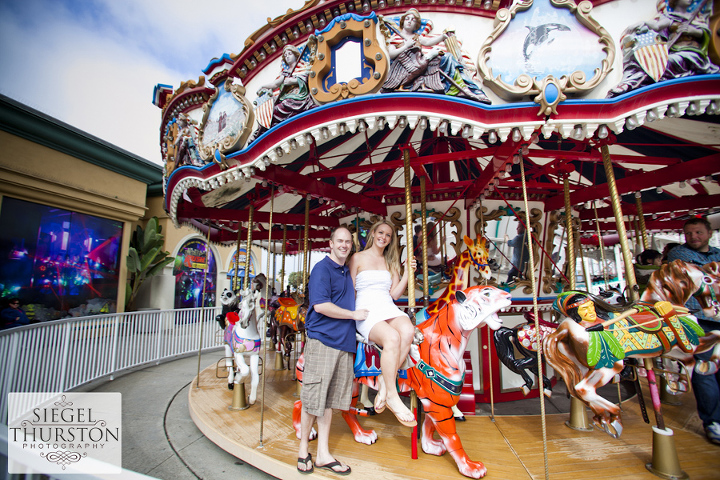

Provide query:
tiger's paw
left=421, top=436, right=446, bottom=456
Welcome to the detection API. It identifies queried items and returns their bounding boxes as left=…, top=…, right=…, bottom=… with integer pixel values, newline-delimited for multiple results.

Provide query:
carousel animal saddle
left=276, top=297, right=303, bottom=329
left=609, top=301, right=698, bottom=353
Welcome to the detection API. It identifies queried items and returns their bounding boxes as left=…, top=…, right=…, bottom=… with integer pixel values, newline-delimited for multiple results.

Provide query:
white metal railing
left=0, top=306, right=222, bottom=426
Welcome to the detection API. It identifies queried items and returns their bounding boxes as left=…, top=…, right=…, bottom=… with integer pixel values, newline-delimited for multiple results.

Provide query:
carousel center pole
left=601, top=145, right=686, bottom=479
left=402, top=146, right=418, bottom=459
left=563, top=173, right=593, bottom=432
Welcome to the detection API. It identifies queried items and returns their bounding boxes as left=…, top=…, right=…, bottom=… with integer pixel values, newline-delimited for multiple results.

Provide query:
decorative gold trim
left=197, top=79, right=255, bottom=164
left=477, top=0, right=614, bottom=114
left=309, top=15, right=388, bottom=104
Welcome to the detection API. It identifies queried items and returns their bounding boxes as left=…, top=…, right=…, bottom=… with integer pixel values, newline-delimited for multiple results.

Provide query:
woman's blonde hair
left=364, top=220, right=401, bottom=276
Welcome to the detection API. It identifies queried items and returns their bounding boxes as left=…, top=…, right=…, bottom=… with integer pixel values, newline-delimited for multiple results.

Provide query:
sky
left=0, top=0, right=302, bottom=165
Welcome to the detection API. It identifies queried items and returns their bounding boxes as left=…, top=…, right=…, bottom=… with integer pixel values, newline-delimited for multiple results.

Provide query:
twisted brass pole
left=259, top=185, right=275, bottom=446
left=281, top=225, right=287, bottom=293
left=234, top=227, right=242, bottom=291
left=243, top=205, right=254, bottom=290
left=636, top=195, right=650, bottom=250
left=563, top=175, right=576, bottom=290
left=303, top=197, right=310, bottom=292
left=593, top=202, right=609, bottom=289
left=403, top=148, right=416, bottom=311
left=420, top=177, right=429, bottom=307
left=601, top=145, right=638, bottom=301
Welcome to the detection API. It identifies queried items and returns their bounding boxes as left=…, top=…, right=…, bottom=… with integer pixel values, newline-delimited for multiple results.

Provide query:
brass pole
left=243, top=205, right=254, bottom=290
left=420, top=177, right=429, bottom=306
left=303, top=197, right=310, bottom=293
left=402, top=148, right=416, bottom=311
left=601, top=145, right=638, bottom=301
left=563, top=175, right=576, bottom=290
left=233, top=227, right=242, bottom=291
left=636, top=195, right=650, bottom=250
left=281, top=225, right=287, bottom=293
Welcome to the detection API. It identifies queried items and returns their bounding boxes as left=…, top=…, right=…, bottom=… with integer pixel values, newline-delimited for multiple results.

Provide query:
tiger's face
left=455, top=285, right=511, bottom=331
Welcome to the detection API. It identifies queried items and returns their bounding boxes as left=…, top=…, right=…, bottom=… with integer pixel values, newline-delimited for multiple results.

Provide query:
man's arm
left=314, top=302, right=368, bottom=322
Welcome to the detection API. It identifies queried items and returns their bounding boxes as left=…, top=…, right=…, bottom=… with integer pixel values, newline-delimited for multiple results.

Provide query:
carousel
left=154, top=0, right=720, bottom=478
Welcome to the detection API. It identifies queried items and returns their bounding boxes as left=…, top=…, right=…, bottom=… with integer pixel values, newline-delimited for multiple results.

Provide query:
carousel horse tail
left=542, top=325, right=584, bottom=399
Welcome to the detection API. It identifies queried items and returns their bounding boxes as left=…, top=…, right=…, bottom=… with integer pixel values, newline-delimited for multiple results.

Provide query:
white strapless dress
left=355, top=269, right=407, bottom=340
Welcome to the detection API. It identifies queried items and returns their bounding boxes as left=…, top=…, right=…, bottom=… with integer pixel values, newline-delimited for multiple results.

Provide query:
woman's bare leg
left=369, top=318, right=416, bottom=426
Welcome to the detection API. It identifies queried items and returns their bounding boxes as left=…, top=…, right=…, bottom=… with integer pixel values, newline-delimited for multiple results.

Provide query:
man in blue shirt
left=668, top=217, right=720, bottom=445
left=297, top=226, right=368, bottom=475
left=1, top=298, right=30, bottom=329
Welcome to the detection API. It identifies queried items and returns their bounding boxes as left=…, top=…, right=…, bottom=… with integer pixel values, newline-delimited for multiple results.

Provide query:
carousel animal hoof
left=543, top=387, right=552, bottom=398
left=521, top=385, right=531, bottom=396
left=228, top=383, right=234, bottom=390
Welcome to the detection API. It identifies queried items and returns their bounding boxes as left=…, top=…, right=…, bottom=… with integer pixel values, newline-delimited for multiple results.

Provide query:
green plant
left=125, top=217, right=174, bottom=311
left=287, top=271, right=304, bottom=291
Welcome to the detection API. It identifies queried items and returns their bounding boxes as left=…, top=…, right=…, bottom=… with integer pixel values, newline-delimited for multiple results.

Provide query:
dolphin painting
left=523, top=23, right=571, bottom=62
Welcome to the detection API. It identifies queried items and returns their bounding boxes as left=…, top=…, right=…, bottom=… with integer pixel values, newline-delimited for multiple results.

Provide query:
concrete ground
left=85, top=350, right=638, bottom=480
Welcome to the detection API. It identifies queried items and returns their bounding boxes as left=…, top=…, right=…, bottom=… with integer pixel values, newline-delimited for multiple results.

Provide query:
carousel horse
left=492, top=290, right=627, bottom=397
left=543, top=260, right=720, bottom=438
left=273, top=292, right=307, bottom=359
left=293, top=285, right=512, bottom=479
left=221, top=286, right=263, bottom=404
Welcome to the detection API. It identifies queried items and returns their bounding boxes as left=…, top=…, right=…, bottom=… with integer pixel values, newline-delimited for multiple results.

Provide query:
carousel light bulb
left=362, top=0, right=370, bottom=12
left=521, top=144, right=530, bottom=155
left=462, top=125, right=471, bottom=138
left=262, top=180, right=268, bottom=187
left=306, top=20, right=313, bottom=31
left=398, top=116, right=408, bottom=128
left=358, top=121, right=366, bottom=132
left=305, top=133, right=314, bottom=144
left=667, top=104, right=679, bottom=117
left=378, top=0, right=387, bottom=7
left=687, top=102, right=699, bottom=115
left=439, top=120, right=448, bottom=134
left=447, top=0, right=456, bottom=5
left=488, top=130, right=497, bottom=144
left=513, top=154, right=521, bottom=164
left=531, top=133, right=539, bottom=144
left=292, top=27, right=300, bottom=38
left=679, top=181, right=686, bottom=188
left=652, top=213, right=657, bottom=219
left=339, top=123, right=347, bottom=135
left=318, top=14, right=326, bottom=27
left=307, top=194, right=312, bottom=201
left=597, top=125, right=609, bottom=139
left=505, top=163, right=512, bottom=173
left=483, top=0, right=492, bottom=8
left=290, top=139, right=298, bottom=150
left=572, top=125, right=583, bottom=139
left=321, top=127, right=330, bottom=139
left=512, top=128, right=522, bottom=142
left=625, top=115, right=638, bottom=130
left=419, top=117, right=428, bottom=129
left=705, top=175, right=713, bottom=182
left=465, top=0, right=473, bottom=5
left=656, top=187, right=663, bottom=194
left=634, top=191, right=641, bottom=198
left=646, top=109, right=658, bottom=122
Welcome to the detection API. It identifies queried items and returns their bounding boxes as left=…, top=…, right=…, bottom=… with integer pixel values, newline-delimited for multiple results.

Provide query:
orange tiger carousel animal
left=293, top=285, right=512, bottom=479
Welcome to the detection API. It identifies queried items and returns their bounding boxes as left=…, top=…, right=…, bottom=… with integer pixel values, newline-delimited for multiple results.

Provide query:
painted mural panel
left=173, top=239, right=217, bottom=309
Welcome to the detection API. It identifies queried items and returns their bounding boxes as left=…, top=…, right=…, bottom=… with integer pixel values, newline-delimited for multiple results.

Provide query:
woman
left=634, top=249, right=662, bottom=294
left=349, top=220, right=417, bottom=427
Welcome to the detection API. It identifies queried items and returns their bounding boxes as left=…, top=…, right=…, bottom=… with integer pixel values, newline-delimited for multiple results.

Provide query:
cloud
left=0, top=0, right=301, bottom=164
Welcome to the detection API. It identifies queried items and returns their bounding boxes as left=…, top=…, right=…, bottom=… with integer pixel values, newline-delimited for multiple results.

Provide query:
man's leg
left=315, top=407, right=350, bottom=472
left=693, top=349, right=720, bottom=429
left=297, top=408, right=316, bottom=472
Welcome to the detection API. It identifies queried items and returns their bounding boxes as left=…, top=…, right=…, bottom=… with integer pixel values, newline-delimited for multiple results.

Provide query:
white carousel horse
left=222, top=286, right=262, bottom=404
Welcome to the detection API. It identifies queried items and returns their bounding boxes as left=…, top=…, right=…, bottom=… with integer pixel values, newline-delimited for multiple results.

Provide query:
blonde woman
left=348, top=220, right=417, bottom=427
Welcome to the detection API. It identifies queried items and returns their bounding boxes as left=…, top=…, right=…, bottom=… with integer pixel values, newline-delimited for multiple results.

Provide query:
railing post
left=155, top=311, right=163, bottom=364
left=57, top=322, right=72, bottom=392
left=2, top=333, right=21, bottom=424
left=109, top=313, right=121, bottom=380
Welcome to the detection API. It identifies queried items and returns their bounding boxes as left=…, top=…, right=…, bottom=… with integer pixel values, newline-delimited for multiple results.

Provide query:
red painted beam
left=176, top=203, right=339, bottom=228
left=256, top=164, right=387, bottom=216
left=545, top=153, right=720, bottom=211
left=463, top=137, right=523, bottom=208
left=579, top=193, right=720, bottom=220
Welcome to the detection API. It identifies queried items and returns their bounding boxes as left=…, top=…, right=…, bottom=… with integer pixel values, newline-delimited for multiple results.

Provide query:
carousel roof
left=159, top=0, right=720, bottom=249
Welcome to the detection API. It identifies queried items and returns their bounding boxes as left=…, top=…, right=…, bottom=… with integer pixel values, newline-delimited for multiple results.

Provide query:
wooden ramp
left=189, top=361, right=720, bottom=479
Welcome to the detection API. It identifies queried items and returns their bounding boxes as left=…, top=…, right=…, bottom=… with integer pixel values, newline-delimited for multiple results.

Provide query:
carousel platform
left=190, top=358, right=720, bottom=480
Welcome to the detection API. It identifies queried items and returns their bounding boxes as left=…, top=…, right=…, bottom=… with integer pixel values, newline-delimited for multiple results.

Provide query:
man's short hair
left=683, top=217, right=712, bottom=232
left=330, top=226, right=351, bottom=241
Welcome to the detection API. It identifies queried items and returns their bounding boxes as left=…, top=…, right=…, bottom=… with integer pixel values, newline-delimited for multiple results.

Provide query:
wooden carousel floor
left=189, top=359, right=720, bottom=480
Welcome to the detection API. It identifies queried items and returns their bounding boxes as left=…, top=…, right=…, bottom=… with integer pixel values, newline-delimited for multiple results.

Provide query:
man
left=507, top=223, right=529, bottom=283
left=668, top=217, right=720, bottom=445
left=1, top=298, right=30, bottom=329
left=297, top=226, right=368, bottom=474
